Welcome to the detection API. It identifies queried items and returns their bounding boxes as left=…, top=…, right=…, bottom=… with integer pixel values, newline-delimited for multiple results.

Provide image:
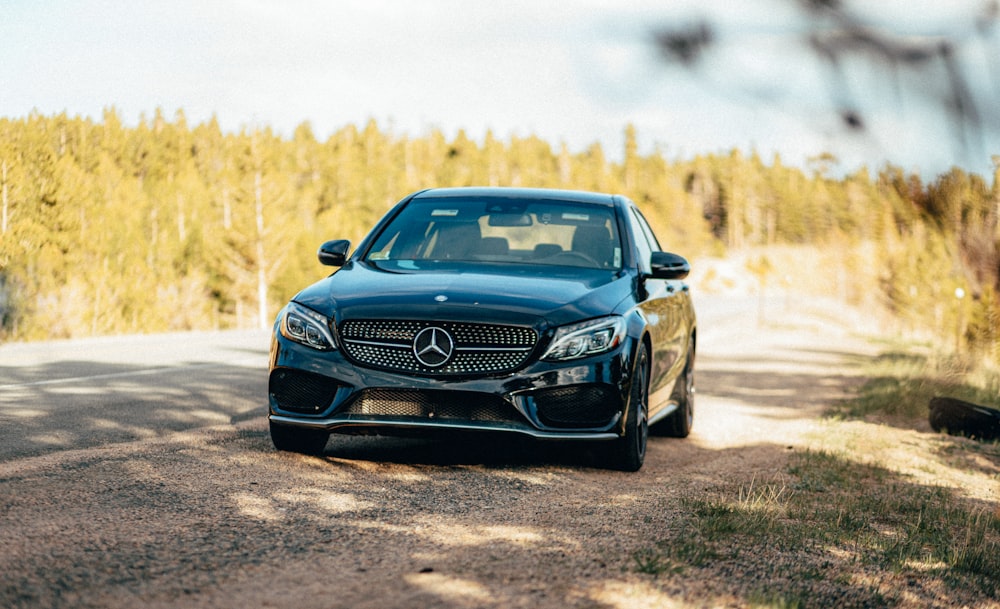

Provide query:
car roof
left=409, top=187, right=621, bottom=207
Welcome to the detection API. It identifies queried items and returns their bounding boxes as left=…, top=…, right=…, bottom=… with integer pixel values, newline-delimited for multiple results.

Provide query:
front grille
left=339, top=320, right=536, bottom=375
left=269, top=369, right=340, bottom=414
left=534, top=385, right=621, bottom=428
left=342, top=389, right=521, bottom=424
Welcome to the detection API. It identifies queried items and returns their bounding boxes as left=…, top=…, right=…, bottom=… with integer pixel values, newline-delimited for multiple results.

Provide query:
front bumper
left=268, top=333, right=632, bottom=441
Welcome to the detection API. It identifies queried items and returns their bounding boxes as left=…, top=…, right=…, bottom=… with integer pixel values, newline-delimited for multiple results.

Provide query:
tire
left=269, top=420, right=329, bottom=455
left=611, top=344, right=649, bottom=472
left=660, top=340, right=694, bottom=438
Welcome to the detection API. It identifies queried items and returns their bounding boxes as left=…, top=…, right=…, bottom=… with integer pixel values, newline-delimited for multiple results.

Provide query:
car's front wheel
left=611, top=344, right=649, bottom=472
left=269, top=421, right=329, bottom=455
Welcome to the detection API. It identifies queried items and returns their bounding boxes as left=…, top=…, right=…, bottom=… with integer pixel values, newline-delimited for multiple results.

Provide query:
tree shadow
left=0, top=358, right=267, bottom=461
left=695, top=347, right=871, bottom=417
left=930, top=434, right=1000, bottom=479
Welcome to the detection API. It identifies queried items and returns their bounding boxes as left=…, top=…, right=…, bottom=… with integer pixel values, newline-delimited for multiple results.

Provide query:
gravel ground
left=1, top=294, right=992, bottom=608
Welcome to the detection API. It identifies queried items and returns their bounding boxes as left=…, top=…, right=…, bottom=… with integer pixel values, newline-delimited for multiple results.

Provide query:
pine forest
left=0, top=110, right=998, bottom=365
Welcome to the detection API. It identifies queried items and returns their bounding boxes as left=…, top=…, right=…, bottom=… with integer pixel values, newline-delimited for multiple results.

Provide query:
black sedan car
left=268, top=187, right=696, bottom=471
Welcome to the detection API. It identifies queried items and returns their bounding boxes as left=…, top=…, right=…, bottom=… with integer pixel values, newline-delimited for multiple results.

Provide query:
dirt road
left=0, top=295, right=920, bottom=608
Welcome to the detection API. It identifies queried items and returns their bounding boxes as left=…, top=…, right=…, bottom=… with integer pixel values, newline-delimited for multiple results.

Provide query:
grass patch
left=631, top=534, right=722, bottom=576
left=683, top=477, right=789, bottom=542
left=634, top=450, right=1000, bottom=605
left=788, top=450, right=1000, bottom=589
left=632, top=339, right=999, bottom=606
left=833, top=346, right=1000, bottom=421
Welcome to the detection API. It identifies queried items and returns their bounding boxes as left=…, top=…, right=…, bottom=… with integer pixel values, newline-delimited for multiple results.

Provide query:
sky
left=2, top=0, right=999, bottom=179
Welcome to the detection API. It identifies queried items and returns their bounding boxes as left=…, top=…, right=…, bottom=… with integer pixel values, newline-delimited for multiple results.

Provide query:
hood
left=293, top=261, right=631, bottom=328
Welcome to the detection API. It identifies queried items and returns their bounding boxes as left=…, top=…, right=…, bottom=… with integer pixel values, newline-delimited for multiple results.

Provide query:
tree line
left=0, top=110, right=997, bottom=363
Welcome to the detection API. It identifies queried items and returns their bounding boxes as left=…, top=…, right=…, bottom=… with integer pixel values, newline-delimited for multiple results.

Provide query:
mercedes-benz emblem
left=412, top=326, right=454, bottom=368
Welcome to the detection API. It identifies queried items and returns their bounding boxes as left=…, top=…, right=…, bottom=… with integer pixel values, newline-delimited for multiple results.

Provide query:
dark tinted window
left=626, top=207, right=656, bottom=274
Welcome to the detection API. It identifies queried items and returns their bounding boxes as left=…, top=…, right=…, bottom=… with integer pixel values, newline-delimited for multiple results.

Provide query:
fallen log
left=928, top=396, right=1000, bottom=442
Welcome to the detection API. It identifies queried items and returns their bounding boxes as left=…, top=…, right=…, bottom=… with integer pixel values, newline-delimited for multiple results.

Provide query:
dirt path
left=0, top=296, right=937, bottom=609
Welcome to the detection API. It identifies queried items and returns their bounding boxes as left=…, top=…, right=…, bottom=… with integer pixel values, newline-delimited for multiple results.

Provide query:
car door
left=626, top=205, right=686, bottom=413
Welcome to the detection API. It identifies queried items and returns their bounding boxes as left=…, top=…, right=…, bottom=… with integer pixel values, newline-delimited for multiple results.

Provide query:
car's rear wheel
left=660, top=340, right=695, bottom=438
left=269, top=421, right=329, bottom=455
left=611, top=344, right=649, bottom=472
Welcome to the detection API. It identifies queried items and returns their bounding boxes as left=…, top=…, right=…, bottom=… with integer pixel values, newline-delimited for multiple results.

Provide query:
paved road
left=0, top=330, right=270, bottom=462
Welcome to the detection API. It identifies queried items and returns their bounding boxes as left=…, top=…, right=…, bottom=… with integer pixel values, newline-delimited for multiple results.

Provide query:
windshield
left=365, top=198, right=622, bottom=270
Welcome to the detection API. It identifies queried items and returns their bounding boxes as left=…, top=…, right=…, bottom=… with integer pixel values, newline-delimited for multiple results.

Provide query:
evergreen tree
left=0, top=111, right=995, bottom=364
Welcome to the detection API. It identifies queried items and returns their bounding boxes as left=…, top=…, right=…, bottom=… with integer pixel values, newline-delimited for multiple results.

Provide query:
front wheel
left=270, top=420, right=329, bottom=455
left=610, top=344, right=649, bottom=472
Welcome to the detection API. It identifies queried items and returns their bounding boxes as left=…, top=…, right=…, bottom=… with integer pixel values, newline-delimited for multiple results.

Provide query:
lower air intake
left=533, top=385, right=620, bottom=428
left=269, top=369, right=339, bottom=414
left=342, top=389, right=522, bottom=424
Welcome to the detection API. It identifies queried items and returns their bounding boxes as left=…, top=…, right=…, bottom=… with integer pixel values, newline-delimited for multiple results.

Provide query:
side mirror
left=649, top=251, right=690, bottom=280
left=318, top=239, right=351, bottom=267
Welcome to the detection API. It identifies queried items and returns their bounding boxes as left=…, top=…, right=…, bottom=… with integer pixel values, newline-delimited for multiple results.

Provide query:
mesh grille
left=343, top=389, right=521, bottom=424
left=339, top=320, right=536, bottom=375
left=269, top=369, right=340, bottom=414
left=534, top=385, right=620, bottom=428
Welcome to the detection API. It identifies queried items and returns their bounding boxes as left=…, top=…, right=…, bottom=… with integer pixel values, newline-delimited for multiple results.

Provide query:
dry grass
left=632, top=334, right=1000, bottom=608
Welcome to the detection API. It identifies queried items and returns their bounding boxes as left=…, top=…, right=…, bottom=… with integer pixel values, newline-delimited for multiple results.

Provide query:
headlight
left=542, top=316, right=626, bottom=361
left=279, top=302, right=337, bottom=350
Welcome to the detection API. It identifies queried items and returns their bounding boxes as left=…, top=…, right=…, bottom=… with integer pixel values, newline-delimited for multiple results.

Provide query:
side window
left=626, top=208, right=654, bottom=274
left=631, top=207, right=662, bottom=252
